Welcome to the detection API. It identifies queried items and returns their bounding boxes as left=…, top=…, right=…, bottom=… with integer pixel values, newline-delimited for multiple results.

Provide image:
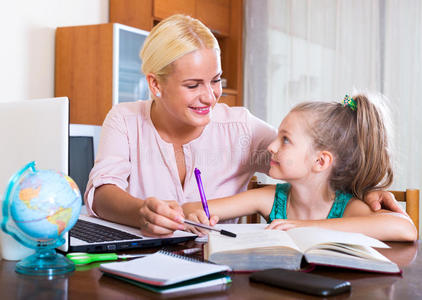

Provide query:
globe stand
left=16, top=247, right=75, bottom=276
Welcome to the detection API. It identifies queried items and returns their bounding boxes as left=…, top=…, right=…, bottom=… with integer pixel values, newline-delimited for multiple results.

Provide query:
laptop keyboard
left=70, top=219, right=142, bottom=243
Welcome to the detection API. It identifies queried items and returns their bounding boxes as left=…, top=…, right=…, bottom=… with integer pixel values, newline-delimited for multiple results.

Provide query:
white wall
left=0, top=0, right=109, bottom=102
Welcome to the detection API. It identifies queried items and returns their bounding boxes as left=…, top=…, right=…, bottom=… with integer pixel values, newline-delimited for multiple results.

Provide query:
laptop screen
left=69, top=136, right=94, bottom=199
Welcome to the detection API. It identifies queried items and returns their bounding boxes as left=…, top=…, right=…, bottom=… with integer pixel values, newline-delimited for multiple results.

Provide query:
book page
left=304, top=246, right=399, bottom=273
left=287, top=227, right=390, bottom=253
left=207, top=230, right=301, bottom=255
left=306, top=244, right=392, bottom=262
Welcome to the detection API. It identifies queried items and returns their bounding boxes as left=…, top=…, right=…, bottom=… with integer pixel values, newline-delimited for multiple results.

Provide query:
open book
left=204, top=226, right=400, bottom=274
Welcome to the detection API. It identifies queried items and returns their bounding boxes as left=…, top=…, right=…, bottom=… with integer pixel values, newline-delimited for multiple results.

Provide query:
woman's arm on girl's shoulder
left=363, top=190, right=405, bottom=214
left=182, top=185, right=277, bottom=224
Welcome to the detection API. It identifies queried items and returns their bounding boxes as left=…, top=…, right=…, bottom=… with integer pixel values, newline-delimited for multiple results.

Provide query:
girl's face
left=267, top=112, right=317, bottom=181
left=156, top=48, right=222, bottom=129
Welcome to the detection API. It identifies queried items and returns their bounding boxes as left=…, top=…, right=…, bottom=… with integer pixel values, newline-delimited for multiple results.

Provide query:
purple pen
left=194, top=168, right=210, bottom=219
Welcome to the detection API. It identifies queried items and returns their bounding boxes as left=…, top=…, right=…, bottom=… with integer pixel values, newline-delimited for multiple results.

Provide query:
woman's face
left=157, top=48, right=222, bottom=129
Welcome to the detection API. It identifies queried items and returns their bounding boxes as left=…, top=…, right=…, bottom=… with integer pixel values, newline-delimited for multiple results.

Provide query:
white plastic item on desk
left=0, top=97, right=69, bottom=261
left=0, top=229, right=34, bottom=261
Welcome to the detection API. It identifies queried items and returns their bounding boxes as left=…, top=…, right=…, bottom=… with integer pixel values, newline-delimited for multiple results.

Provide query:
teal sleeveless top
left=268, top=183, right=353, bottom=222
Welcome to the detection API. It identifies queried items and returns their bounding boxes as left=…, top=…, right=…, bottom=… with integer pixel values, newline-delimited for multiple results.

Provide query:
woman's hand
left=139, top=197, right=185, bottom=237
left=363, top=191, right=405, bottom=214
left=266, top=219, right=313, bottom=231
left=182, top=202, right=219, bottom=236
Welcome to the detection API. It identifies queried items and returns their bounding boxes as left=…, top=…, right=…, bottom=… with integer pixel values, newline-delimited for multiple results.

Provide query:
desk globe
left=1, top=161, right=81, bottom=275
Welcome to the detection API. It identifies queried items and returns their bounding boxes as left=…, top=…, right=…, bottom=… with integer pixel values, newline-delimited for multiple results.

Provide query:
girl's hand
left=139, top=197, right=185, bottom=237
left=182, top=202, right=219, bottom=236
left=266, top=219, right=314, bottom=231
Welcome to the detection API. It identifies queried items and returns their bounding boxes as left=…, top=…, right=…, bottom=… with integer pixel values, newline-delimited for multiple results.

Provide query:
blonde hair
left=291, top=92, right=393, bottom=200
left=140, top=14, right=220, bottom=81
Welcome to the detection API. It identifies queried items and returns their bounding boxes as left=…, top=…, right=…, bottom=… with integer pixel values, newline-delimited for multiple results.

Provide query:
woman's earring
left=156, top=92, right=161, bottom=98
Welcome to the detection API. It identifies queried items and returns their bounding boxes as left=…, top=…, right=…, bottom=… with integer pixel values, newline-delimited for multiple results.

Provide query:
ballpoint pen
left=194, top=168, right=210, bottom=219
left=184, top=219, right=236, bottom=238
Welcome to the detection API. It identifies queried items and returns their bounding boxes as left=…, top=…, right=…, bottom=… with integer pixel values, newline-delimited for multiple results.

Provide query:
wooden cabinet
left=55, top=23, right=149, bottom=125
left=152, top=0, right=230, bottom=36
left=109, top=0, right=243, bottom=106
left=109, top=0, right=154, bottom=31
left=153, top=0, right=196, bottom=20
left=55, top=24, right=113, bottom=125
left=196, top=0, right=230, bottom=36
left=219, top=90, right=237, bottom=107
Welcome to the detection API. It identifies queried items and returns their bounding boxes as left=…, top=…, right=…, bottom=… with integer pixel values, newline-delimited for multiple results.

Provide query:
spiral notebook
left=100, top=250, right=231, bottom=294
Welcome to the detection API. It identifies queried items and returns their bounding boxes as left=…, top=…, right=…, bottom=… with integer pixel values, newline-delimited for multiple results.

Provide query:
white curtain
left=383, top=0, right=422, bottom=192
left=244, top=0, right=422, bottom=221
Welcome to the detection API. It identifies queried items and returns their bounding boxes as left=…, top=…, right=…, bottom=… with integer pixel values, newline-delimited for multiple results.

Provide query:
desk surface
left=0, top=241, right=420, bottom=299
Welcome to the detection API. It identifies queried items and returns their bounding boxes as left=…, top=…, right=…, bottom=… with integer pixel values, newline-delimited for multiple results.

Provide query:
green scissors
left=66, top=252, right=149, bottom=265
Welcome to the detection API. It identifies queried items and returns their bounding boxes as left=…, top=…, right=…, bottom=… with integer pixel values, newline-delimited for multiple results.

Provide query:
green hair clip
left=342, top=95, right=357, bottom=111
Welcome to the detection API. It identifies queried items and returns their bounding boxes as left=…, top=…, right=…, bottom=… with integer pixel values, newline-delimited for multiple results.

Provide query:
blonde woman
left=85, top=15, right=401, bottom=237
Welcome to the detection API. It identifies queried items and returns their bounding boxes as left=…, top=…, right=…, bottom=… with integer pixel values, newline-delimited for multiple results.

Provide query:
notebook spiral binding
left=159, top=249, right=207, bottom=264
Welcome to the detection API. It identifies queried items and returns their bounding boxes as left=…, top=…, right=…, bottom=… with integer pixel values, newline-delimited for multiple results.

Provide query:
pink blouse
left=84, top=100, right=276, bottom=217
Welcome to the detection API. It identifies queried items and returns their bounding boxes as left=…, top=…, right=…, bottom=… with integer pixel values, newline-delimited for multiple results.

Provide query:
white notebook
left=100, top=250, right=231, bottom=286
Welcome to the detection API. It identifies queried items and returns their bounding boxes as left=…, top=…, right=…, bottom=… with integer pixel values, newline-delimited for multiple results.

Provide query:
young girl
left=183, top=93, right=417, bottom=241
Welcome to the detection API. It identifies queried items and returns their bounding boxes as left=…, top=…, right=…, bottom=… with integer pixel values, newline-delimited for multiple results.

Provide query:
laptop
left=63, top=126, right=197, bottom=252
left=65, top=128, right=197, bottom=252
left=64, top=124, right=197, bottom=252
left=59, top=212, right=197, bottom=253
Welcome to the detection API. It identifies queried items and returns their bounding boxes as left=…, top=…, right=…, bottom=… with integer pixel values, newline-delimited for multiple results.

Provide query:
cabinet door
left=196, top=0, right=230, bottom=36
left=154, top=0, right=196, bottom=20
left=110, top=0, right=154, bottom=31
left=55, top=24, right=114, bottom=125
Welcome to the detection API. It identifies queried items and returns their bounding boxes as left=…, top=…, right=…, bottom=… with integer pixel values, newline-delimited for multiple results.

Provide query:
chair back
left=390, top=190, right=419, bottom=235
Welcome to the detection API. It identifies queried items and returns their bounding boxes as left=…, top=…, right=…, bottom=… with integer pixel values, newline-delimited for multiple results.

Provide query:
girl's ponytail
left=352, top=94, right=393, bottom=199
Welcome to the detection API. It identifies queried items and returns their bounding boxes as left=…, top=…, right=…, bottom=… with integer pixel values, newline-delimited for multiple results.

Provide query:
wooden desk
left=0, top=241, right=420, bottom=299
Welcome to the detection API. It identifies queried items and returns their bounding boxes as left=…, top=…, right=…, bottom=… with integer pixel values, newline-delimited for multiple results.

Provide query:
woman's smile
left=189, top=105, right=211, bottom=115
